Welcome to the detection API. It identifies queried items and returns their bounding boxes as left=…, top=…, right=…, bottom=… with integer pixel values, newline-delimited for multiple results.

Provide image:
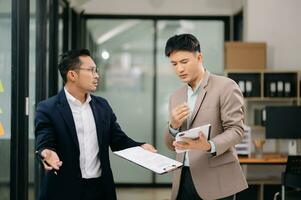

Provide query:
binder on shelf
left=245, top=80, right=253, bottom=97
left=284, top=82, right=291, bottom=97
left=254, top=109, right=262, bottom=126
left=269, top=82, right=276, bottom=97
left=238, top=80, right=245, bottom=96
left=261, top=108, right=266, bottom=126
left=277, top=81, right=284, bottom=97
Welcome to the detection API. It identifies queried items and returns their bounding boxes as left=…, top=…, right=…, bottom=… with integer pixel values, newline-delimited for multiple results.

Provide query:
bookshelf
left=225, top=69, right=300, bottom=130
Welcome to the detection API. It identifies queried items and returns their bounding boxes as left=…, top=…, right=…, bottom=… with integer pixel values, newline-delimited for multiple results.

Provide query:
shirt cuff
left=208, top=140, right=216, bottom=154
left=168, top=125, right=179, bottom=137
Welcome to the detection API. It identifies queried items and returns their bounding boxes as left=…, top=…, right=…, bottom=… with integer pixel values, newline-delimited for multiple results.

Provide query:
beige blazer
left=165, top=70, right=248, bottom=200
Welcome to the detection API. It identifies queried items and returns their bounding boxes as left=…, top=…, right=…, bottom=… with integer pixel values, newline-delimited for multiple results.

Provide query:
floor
left=0, top=186, right=172, bottom=200
left=117, top=188, right=171, bottom=200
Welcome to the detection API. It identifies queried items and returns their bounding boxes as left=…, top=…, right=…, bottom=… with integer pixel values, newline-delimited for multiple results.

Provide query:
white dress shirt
left=64, top=88, right=101, bottom=178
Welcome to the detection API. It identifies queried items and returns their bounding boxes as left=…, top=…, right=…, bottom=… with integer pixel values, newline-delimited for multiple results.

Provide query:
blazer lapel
left=89, top=97, right=103, bottom=154
left=189, top=70, right=210, bottom=127
left=57, top=90, right=80, bottom=150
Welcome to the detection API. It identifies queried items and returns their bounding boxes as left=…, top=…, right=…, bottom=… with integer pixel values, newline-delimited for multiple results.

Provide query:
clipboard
left=175, top=124, right=211, bottom=153
left=113, top=146, right=183, bottom=174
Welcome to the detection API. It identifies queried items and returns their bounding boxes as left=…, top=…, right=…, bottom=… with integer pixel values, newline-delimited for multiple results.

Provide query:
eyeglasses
left=77, top=67, right=99, bottom=75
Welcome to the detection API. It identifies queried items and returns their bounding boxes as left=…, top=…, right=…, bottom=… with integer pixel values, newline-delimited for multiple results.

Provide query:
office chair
left=274, top=155, right=301, bottom=200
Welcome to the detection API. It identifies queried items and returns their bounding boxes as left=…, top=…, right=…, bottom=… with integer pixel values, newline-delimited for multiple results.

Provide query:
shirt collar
left=187, top=79, right=202, bottom=95
left=64, top=87, right=91, bottom=106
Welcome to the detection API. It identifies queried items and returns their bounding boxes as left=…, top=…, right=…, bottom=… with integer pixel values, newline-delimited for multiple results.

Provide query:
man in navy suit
left=35, top=49, right=156, bottom=200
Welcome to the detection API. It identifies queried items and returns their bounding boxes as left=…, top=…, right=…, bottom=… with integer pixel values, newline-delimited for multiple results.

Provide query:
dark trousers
left=177, top=167, right=235, bottom=200
left=80, top=177, right=103, bottom=200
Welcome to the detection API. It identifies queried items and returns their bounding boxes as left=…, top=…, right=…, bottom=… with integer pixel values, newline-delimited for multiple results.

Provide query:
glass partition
left=29, top=0, right=36, bottom=199
left=0, top=0, right=11, bottom=199
left=86, top=18, right=225, bottom=184
left=87, top=19, right=154, bottom=183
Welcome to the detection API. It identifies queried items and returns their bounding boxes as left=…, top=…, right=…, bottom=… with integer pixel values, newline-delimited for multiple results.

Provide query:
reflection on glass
left=58, top=5, right=64, bottom=91
left=29, top=0, right=36, bottom=199
left=87, top=19, right=154, bottom=183
left=0, top=0, right=11, bottom=199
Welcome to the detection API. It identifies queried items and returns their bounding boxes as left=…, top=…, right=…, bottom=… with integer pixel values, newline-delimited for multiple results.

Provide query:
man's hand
left=40, top=149, right=63, bottom=171
left=170, top=103, right=190, bottom=129
left=173, top=132, right=211, bottom=151
left=141, top=144, right=157, bottom=153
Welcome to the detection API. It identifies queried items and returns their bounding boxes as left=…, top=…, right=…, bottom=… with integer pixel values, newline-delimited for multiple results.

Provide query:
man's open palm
left=41, top=149, right=63, bottom=171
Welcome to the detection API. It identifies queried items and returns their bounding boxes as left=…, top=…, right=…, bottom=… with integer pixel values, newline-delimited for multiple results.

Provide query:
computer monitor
left=266, top=106, right=301, bottom=155
left=266, top=106, right=301, bottom=139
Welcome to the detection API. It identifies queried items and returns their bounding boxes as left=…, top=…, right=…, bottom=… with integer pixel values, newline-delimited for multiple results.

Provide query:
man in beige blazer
left=164, top=34, right=248, bottom=200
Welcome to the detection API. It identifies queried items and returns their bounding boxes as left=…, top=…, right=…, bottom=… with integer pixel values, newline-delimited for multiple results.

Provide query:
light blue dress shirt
left=169, top=80, right=216, bottom=166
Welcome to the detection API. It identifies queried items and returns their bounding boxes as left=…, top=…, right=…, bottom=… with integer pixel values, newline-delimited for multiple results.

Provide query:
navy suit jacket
left=35, top=90, right=143, bottom=200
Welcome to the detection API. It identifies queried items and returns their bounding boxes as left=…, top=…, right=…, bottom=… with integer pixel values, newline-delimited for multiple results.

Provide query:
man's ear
left=67, top=70, right=77, bottom=82
left=197, top=52, right=203, bottom=62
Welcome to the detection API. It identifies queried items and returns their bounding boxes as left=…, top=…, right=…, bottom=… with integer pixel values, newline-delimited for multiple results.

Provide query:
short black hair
left=165, top=33, right=201, bottom=57
left=58, top=49, right=91, bottom=83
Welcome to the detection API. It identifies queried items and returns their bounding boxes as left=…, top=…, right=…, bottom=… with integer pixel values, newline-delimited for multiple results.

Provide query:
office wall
left=73, top=0, right=242, bottom=15
left=244, top=0, right=301, bottom=69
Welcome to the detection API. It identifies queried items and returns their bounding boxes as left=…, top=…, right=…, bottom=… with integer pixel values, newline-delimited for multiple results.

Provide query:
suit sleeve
left=164, top=96, right=176, bottom=151
left=35, top=102, right=57, bottom=153
left=105, top=101, right=144, bottom=152
left=211, top=80, right=245, bottom=156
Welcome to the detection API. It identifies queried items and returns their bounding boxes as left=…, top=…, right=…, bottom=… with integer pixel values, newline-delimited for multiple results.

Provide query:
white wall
left=72, top=0, right=242, bottom=16
left=244, top=0, right=301, bottom=69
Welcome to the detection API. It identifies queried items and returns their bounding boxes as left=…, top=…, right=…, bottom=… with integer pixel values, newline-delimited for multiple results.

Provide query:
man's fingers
left=142, top=144, right=158, bottom=153
left=198, top=132, right=206, bottom=140
left=43, top=158, right=62, bottom=170
left=181, top=137, right=193, bottom=144
left=173, top=104, right=189, bottom=116
left=58, top=161, right=63, bottom=166
left=173, top=141, right=189, bottom=149
left=42, top=161, right=53, bottom=171
left=172, top=110, right=189, bottom=123
left=177, top=111, right=189, bottom=121
left=174, top=106, right=189, bottom=115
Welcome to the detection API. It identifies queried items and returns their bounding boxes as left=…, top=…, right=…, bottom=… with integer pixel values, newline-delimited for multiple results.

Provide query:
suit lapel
left=189, top=70, right=210, bottom=128
left=89, top=97, right=103, bottom=154
left=57, top=90, right=80, bottom=150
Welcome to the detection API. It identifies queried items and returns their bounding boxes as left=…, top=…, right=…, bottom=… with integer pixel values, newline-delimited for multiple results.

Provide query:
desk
left=238, top=154, right=287, bottom=200
left=239, top=153, right=287, bottom=165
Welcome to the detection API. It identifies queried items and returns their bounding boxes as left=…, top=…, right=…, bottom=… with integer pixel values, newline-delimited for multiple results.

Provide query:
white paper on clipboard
left=113, top=146, right=183, bottom=174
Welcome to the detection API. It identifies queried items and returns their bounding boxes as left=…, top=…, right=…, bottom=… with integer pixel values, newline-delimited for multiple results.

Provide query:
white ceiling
left=70, top=0, right=243, bottom=15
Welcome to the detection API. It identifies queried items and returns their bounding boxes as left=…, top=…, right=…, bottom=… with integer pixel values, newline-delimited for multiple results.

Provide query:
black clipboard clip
left=35, top=150, right=58, bottom=175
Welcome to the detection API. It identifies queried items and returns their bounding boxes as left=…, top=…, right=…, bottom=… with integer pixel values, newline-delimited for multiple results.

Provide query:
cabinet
left=226, top=69, right=300, bottom=200
left=225, top=69, right=300, bottom=131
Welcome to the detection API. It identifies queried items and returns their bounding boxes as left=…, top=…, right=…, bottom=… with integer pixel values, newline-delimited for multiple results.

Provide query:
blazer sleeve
left=35, top=101, right=57, bottom=153
left=211, top=80, right=245, bottom=156
left=105, top=101, right=144, bottom=152
left=164, top=96, right=176, bottom=151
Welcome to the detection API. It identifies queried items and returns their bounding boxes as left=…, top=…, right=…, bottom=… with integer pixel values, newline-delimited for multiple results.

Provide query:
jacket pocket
left=208, top=151, right=237, bottom=167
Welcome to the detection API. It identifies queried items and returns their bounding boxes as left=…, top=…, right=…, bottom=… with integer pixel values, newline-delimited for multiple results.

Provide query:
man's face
left=72, top=56, right=99, bottom=93
left=169, top=51, right=202, bottom=85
